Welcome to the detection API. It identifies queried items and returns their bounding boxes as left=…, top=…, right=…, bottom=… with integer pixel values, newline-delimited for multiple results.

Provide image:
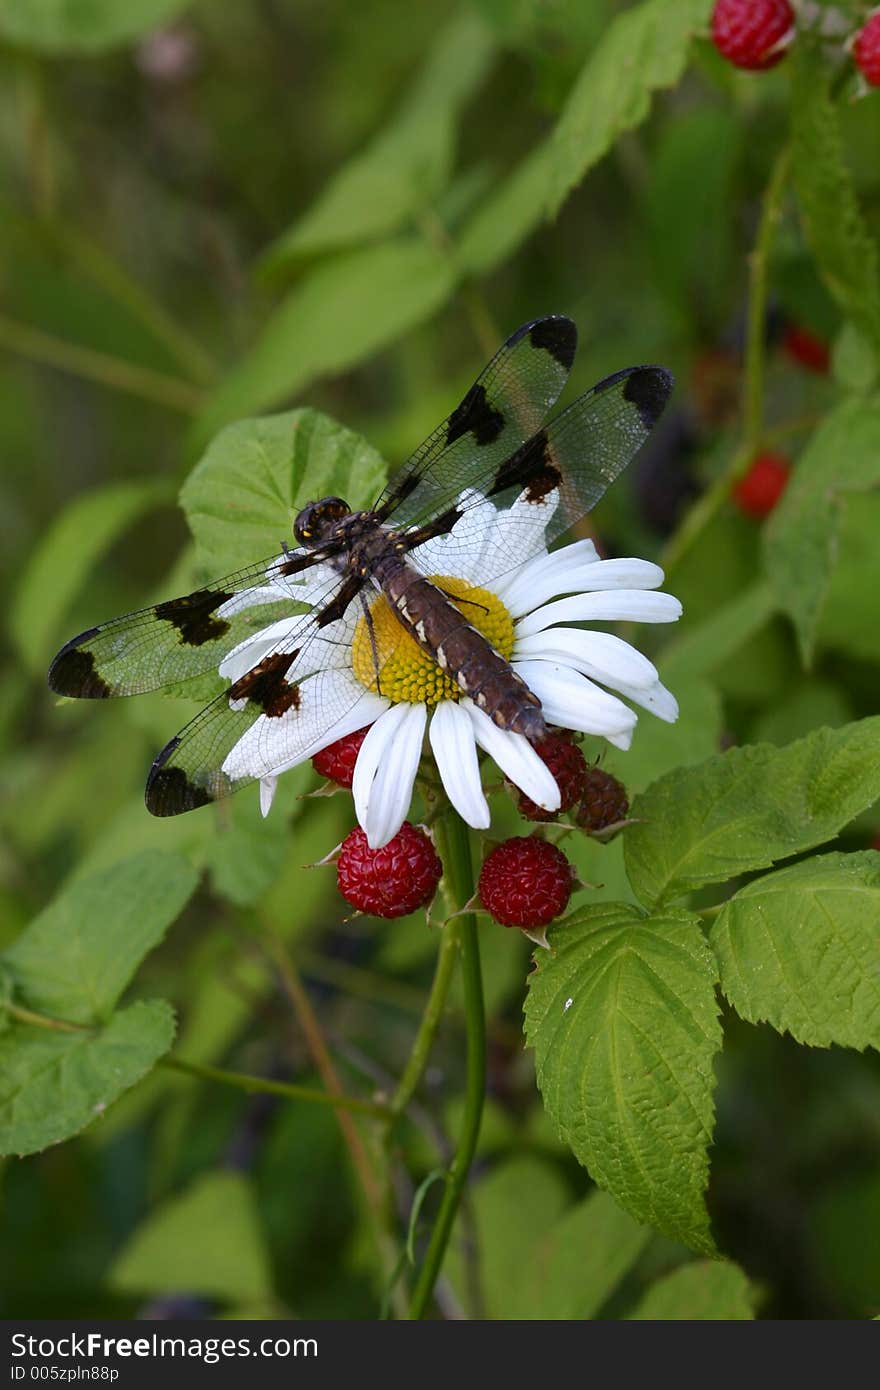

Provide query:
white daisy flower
left=217, top=487, right=682, bottom=848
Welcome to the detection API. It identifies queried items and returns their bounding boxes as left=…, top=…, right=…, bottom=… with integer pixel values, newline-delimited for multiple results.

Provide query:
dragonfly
left=48, top=316, right=673, bottom=816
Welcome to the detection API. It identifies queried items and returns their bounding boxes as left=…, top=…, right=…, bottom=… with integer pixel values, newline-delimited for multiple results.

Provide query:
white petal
left=612, top=677, right=679, bottom=723
left=496, top=538, right=600, bottom=614
left=216, top=586, right=288, bottom=619
left=409, top=489, right=497, bottom=581
left=352, top=702, right=427, bottom=849
left=514, top=627, right=659, bottom=691
left=265, top=556, right=339, bottom=604
left=565, top=558, right=665, bottom=591
left=476, top=486, right=559, bottom=581
left=428, top=700, right=490, bottom=830
left=462, top=699, right=560, bottom=813
left=605, top=726, right=634, bottom=751
left=513, top=659, right=637, bottom=738
left=222, top=669, right=388, bottom=782
left=260, top=777, right=277, bottom=817
left=515, top=589, right=682, bottom=637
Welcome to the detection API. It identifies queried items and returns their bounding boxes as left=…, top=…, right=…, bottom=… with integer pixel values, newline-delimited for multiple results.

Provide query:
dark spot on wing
left=315, top=572, right=363, bottom=628
left=402, top=505, right=463, bottom=551
left=487, top=430, right=561, bottom=502
left=279, top=551, right=324, bottom=577
left=155, top=589, right=233, bottom=647
left=388, top=472, right=420, bottom=503
left=228, top=650, right=301, bottom=717
left=48, top=632, right=111, bottom=698
left=528, top=317, right=577, bottom=371
left=146, top=739, right=214, bottom=816
left=622, top=367, right=674, bottom=429
left=445, top=382, right=505, bottom=448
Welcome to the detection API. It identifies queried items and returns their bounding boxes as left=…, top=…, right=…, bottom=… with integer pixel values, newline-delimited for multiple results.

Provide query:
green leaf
left=625, top=718, right=880, bottom=909
left=818, top=493, right=880, bottom=665
left=110, top=1170, right=273, bottom=1304
left=181, top=408, right=388, bottom=575
left=261, top=9, right=494, bottom=273
left=525, top=1189, right=652, bottom=1320
left=0, top=0, right=193, bottom=53
left=606, top=677, right=722, bottom=797
left=3, top=851, right=198, bottom=1027
left=710, top=852, right=880, bottom=1051
left=460, top=0, right=711, bottom=273
left=190, top=239, right=458, bottom=451
left=0, top=999, right=174, bottom=1157
left=790, top=44, right=880, bottom=365
left=764, top=398, right=880, bottom=664
left=546, top=0, right=711, bottom=214
left=525, top=903, right=721, bottom=1254
left=10, top=478, right=170, bottom=673
left=442, top=1156, right=569, bottom=1318
left=628, top=1260, right=754, bottom=1319
left=832, top=321, right=879, bottom=395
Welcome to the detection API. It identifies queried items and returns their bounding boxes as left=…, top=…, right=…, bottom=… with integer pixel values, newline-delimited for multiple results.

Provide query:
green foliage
left=0, top=0, right=193, bottom=53
left=628, top=1260, right=754, bottom=1320
left=110, top=1171, right=273, bottom=1305
left=261, top=10, right=495, bottom=273
left=625, top=719, right=880, bottom=909
left=525, top=905, right=721, bottom=1253
left=790, top=44, right=880, bottom=367
left=764, top=398, right=880, bottom=663
left=711, top=852, right=880, bottom=1050
left=10, top=478, right=172, bottom=673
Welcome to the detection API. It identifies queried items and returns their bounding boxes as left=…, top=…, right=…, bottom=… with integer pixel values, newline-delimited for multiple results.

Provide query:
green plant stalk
left=389, top=915, right=461, bottom=1117
left=0, top=313, right=204, bottom=414
left=662, top=143, right=791, bottom=576
left=408, top=810, right=485, bottom=1319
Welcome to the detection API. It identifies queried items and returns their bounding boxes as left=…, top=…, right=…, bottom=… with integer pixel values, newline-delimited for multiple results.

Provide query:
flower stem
left=161, top=1055, right=389, bottom=1118
left=408, top=811, right=485, bottom=1319
left=389, top=918, right=461, bottom=1117
left=662, top=143, right=791, bottom=576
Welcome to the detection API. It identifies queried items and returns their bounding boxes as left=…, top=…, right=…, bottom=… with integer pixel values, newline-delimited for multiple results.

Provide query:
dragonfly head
left=293, top=497, right=351, bottom=548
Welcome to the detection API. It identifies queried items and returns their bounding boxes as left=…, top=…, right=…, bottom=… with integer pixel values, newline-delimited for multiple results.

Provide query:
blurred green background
left=2, top=0, right=880, bottom=1319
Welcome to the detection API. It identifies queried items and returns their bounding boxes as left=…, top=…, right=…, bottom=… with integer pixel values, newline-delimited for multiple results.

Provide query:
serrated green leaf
left=262, top=9, right=494, bottom=272
left=181, top=408, right=388, bottom=575
left=525, top=1189, right=652, bottom=1320
left=525, top=903, right=721, bottom=1254
left=11, top=478, right=170, bottom=673
left=459, top=0, right=711, bottom=273
left=764, top=399, right=880, bottom=664
left=0, top=0, right=193, bottom=53
left=110, top=1170, right=273, bottom=1303
left=818, top=493, right=880, bottom=665
left=628, top=1259, right=754, bottom=1319
left=711, top=852, right=880, bottom=1050
left=625, top=718, right=880, bottom=909
left=790, top=45, right=880, bottom=364
left=0, top=999, right=174, bottom=1156
left=3, top=851, right=198, bottom=1026
left=190, top=239, right=458, bottom=450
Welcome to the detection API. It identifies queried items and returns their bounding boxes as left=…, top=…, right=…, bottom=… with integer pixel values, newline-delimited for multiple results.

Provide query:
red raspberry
left=312, top=726, right=371, bottom=788
left=478, top=836, right=573, bottom=929
left=575, top=766, right=629, bottom=834
left=337, top=822, right=442, bottom=919
left=517, top=731, right=588, bottom=822
left=710, top=0, right=794, bottom=70
left=781, top=322, right=830, bottom=375
left=854, top=13, right=880, bottom=87
left=732, top=451, right=791, bottom=518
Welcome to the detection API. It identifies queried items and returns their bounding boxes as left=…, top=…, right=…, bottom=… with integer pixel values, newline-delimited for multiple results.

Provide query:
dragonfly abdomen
left=377, top=557, right=546, bottom=740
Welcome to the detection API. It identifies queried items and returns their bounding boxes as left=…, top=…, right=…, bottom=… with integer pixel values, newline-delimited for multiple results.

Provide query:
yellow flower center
left=351, top=575, right=514, bottom=706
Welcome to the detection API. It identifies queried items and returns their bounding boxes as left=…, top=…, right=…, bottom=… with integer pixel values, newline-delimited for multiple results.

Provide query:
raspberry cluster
left=478, top=836, right=574, bottom=930
left=709, top=0, right=880, bottom=87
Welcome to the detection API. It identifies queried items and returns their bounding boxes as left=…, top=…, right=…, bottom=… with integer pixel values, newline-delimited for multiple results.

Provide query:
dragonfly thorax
left=293, top=496, right=352, bottom=547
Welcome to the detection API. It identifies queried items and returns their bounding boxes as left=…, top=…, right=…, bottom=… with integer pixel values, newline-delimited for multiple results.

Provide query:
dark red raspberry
left=337, top=822, right=442, bottom=919
left=733, top=451, right=791, bottom=519
left=854, top=13, right=880, bottom=87
left=312, top=726, right=371, bottom=788
left=710, top=0, right=794, bottom=70
left=478, top=836, right=573, bottom=929
left=517, top=731, right=588, bottom=822
left=781, top=323, right=830, bottom=375
left=575, top=766, right=630, bottom=834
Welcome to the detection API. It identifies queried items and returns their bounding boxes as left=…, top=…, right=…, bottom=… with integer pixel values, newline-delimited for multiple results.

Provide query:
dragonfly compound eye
left=294, top=497, right=350, bottom=546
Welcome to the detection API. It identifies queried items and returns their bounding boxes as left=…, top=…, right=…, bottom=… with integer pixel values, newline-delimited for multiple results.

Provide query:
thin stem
left=0, top=313, right=204, bottom=414
left=409, top=811, right=485, bottom=1320
left=161, top=1055, right=390, bottom=1118
left=390, top=920, right=461, bottom=1117
left=3, top=1000, right=88, bottom=1033
left=662, top=144, right=791, bottom=576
